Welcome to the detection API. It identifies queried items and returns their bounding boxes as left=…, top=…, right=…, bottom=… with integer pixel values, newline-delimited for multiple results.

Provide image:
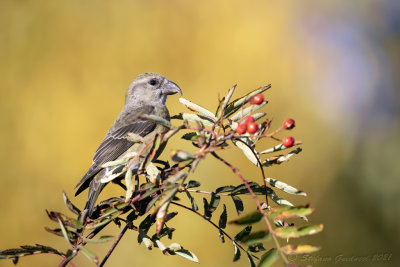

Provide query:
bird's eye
left=149, top=79, right=157, bottom=86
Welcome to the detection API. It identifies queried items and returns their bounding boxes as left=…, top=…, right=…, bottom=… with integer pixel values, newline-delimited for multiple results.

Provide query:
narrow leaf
left=266, top=178, right=307, bottom=196
left=232, top=139, right=260, bottom=167
left=258, top=248, right=279, bottom=267
left=216, top=185, right=235, bottom=193
left=187, top=180, right=201, bottom=188
left=216, top=84, right=236, bottom=119
left=231, top=196, right=244, bottom=216
left=229, top=210, right=263, bottom=225
left=174, top=249, right=199, bottom=263
left=79, top=246, right=99, bottom=265
left=172, top=113, right=215, bottom=126
left=83, top=235, right=114, bottom=243
left=185, top=190, right=198, bottom=211
left=233, top=242, right=241, bottom=262
left=178, top=98, right=217, bottom=120
left=234, top=226, right=252, bottom=242
left=262, top=148, right=302, bottom=167
left=224, top=84, right=271, bottom=118
left=274, top=224, right=324, bottom=239
left=268, top=205, right=314, bottom=221
left=140, top=114, right=172, bottom=128
left=281, top=244, right=321, bottom=255
left=62, top=191, right=80, bottom=215
left=125, top=168, right=134, bottom=201
left=247, top=252, right=256, bottom=267
left=219, top=204, right=227, bottom=243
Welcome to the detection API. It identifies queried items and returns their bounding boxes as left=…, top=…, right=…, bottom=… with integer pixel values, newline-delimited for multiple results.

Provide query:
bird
left=74, top=73, right=182, bottom=219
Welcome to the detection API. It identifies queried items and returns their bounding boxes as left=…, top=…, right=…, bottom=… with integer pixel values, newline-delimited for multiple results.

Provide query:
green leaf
left=233, top=241, right=241, bottom=262
left=83, top=235, right=114, bottom=243
left=185, top=190, right=198, bottom=211
left=247, top=252, right=256, bottom=267
left=258, top=248, right=279, bottom=267
left=247, top=243, right=266, bottom=253
left=178, top=97, right=217, bottom=120
left=139, top=214, right=156, bottom=235
left=187, top=180, right=201, bottom=188
left=280, top=244, right=321, bottom=255
left=145, top=194, right=162, bottom=213
left=265, top=178, right=306, bottom=196
left=262, top=148, right=302, bottom=167
left=268, top=205, right=314, bottom=221
left=242, top=230, right=270, bottom=245
left=231, top=101, right=268, bottom=121
left=172, top=112, right=215, bottom=126
left=224, top=84, right=271, bottom=118
left=174, top=249, right=199, bottom=263
left=164, top=170, right=187, bottom=185
left=139, top=114, right=172, bottom=128
left=229, top=210, right=263, bottom=225
left=0, top=244, right=63, bottom=260
left=79, top=246, right=99, bottom=265
left=170, top=150, right=195, bottom=162
left=219, top=204, right=227, bottom=229
left=231, top=182, right=265, bottom=195
left=125, top=168, right=134, bottom=201
left=219, top=204, right=227, bottom=243
left=57, top=218, right=72, bottom=245
left=259, top=144, right=287, bottom=154
left=274, top=224, right=324, bottom=239
left=234, top=226, right=252, bottom=242
left=232, top=138, right=260, bottom=167
left=154, top=239, right=167, bottom=252
left=216, top=84, right=236, bottom=119
left=216, top=185, right=235, bottom=193
left=266, top=187, right=295, bottom=206
left=62, top=191, right=80, bottom=216
left=181, top=132, right=199, bottom=141
left=209, top=192, right=221, bottom=213
left=203, top=198, right=212, bottom=220
left=231, top=196, right=244, bottom=216
left=146, top=162, right=160, bottom=183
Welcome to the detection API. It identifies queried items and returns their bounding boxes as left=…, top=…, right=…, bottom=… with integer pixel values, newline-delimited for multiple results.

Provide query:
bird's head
left=125, top=73, right=182, bottom=105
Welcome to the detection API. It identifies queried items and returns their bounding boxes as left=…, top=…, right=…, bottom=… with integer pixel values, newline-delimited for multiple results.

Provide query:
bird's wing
left=75, top=106, right=157, bottom=196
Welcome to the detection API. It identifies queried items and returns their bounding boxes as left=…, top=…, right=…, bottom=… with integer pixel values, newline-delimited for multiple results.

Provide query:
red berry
left=250, top=94, right=264, bottom=105
left=236, top=123, right=247, bottom=134
left=247, top=122, right=259, bottom=134
left=244, top=116, right=255, bottom=125
left=283, top=118, right=295, bottom=130
left=282, top=136, right=295, bottom=147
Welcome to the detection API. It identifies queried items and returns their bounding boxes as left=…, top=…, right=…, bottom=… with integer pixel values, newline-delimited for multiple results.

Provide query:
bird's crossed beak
left=161, top=80, right=182, bottom=96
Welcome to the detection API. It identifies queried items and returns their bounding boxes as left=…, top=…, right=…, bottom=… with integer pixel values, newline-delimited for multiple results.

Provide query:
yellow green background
left=1, top=1, right=399, bottom=266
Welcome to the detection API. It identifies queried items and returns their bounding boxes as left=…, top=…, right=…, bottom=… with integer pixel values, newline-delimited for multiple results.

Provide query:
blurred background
left=0, top=1, right=399, bottom=266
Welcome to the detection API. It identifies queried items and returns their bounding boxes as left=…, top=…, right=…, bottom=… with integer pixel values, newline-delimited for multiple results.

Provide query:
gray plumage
left=75, top=73, right=181, bottom=218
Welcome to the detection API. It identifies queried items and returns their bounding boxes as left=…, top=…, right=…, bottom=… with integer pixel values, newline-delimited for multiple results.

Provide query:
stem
left=58, top=256, right=76, bottom=267
left=170, top=201, right=258, bottom=260
left=210, top=151, right=288, bottom=265
left=99, top=223, right=130, bottom=267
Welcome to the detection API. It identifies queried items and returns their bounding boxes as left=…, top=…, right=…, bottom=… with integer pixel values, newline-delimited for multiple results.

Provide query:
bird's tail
left=80, top=180, right=106, bottom=222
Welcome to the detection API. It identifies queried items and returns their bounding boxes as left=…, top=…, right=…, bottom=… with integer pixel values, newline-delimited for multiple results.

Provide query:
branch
left=210, top=151, right=288, bottom=265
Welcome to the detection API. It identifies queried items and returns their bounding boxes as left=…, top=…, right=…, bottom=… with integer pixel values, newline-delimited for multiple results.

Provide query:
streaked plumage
left=75, top=73, right=181, bottom=218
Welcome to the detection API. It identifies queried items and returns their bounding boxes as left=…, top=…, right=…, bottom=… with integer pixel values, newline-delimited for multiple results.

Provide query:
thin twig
left=211, top=151, right=288, bottom=265
left=58, top=255, right=76, bottom=267
left=99, top=223, right=130, bottom=267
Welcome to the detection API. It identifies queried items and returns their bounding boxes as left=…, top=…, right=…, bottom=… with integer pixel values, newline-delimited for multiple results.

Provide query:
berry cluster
left=235, top=93, right=297, bottom=148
